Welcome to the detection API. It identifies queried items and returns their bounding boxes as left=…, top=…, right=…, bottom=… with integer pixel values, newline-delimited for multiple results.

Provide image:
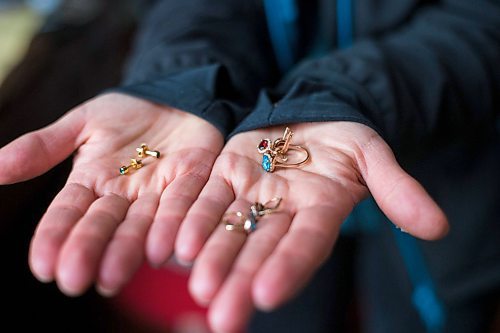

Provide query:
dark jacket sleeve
left=112, top=0, right=280, bottom=137
left=232, top=1, right=500, bottom=152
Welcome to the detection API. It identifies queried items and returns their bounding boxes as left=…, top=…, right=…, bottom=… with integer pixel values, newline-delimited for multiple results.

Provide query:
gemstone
left=258, top=139, right=269, bottom=151
left=119, top=166, right=127, bottom=175
left=262, top=154, right=272, bottom=172
left=244, top=216, right=257, bottom=233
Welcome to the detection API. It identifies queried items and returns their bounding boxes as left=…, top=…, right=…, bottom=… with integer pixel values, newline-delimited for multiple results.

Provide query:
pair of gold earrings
left=222, top=197, right=282, bottom=234
left=119, top=143, right=160, bottom=175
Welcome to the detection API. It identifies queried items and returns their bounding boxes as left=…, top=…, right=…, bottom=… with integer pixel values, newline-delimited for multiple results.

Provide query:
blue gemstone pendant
left=262, top=153, right=273, bottom=172
left=244, top=214, right=258, bottom=233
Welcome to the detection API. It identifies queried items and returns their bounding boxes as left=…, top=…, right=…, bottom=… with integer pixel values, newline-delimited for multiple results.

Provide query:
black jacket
left=117, top=0, right=499, bottom=150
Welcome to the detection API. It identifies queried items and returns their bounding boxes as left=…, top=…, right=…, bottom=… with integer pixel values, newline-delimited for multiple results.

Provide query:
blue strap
left=263, top=0, right=299, bottom=73
left=392, top=229, right=446, bottom=333
left=353, top=199, right=446, bottom=333
left=336, top=0, right=354, bottom=49
left=346, top=198, right=447, bottom=332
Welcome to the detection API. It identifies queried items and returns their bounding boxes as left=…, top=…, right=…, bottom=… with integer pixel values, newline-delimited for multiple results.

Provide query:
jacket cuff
left=108, top=64, right=250, bottom=138
left=231, top=86, right=380, bottom=138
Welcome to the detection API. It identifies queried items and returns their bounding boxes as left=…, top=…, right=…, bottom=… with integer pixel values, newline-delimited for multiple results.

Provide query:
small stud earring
left=136, top=143, right=160, bottom=159
left=119, top=158, right=143, bottom=175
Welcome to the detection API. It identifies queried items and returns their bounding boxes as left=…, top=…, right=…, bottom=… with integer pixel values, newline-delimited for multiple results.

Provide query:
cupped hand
left=0, top=93, right=223, bottom=297
left=174, top=121, right=449, bottom=333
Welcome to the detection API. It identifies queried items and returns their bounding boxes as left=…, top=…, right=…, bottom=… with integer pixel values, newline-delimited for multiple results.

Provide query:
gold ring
left=257, top=127, right=310, bottom=172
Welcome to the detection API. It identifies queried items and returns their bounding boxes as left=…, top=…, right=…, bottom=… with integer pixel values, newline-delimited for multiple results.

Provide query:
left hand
left=173, top=121, right=449, bottom=333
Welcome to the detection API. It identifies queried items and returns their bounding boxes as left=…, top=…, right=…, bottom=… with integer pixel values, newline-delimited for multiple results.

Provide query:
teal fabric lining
left=262, top=0, right=299, bottom=73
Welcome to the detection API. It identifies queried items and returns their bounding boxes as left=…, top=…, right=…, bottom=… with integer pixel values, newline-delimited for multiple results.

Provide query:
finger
left=96, top=193, right=160, bottom=297
left=0, top=109, right=85, bottom=184
left=252, top=206, right=342, bottom=312
left=55, top=193, right=129, bottom=296
left=204, top=209, right=291, bottom=333
left=188, top=199, right=252, bottom=305
left=360, top=136, right=449, bottom=240
left=175, top=175, right=234, bottom=263
left=29, top=183, right=96, bottom=283
left=146, top=172, right=210, bottom=267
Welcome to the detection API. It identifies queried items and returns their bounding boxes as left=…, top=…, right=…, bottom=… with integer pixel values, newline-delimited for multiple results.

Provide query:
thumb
left=0, top=109, right=85, bottom=185
left=359, top=135, right=449, bottom=240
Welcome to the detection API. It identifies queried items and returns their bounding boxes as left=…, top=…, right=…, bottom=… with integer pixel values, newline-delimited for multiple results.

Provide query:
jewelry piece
left=119, top=158, right=143, bottom=175
left=136, top=143, right=160, bottom=159
left=257, top=127, right=310, bottom=172
left=223, top=197, right=282, bottom=234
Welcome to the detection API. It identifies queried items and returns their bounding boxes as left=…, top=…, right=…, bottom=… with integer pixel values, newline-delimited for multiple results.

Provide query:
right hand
left=0, top=93, right=224, bottom=297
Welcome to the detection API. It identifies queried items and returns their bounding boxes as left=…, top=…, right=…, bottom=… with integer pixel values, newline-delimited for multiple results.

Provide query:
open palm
left=174, top=121, right=449, bottom=333
left=0, top=93, right=223, bottom=296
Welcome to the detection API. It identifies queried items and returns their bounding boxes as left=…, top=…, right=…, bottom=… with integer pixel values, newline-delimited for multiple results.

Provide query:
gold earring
left=136, top=143, right=160, bottom=159
left=257, top=127, right=310, bottom=172
left=119, top=158, right=143, bottom=175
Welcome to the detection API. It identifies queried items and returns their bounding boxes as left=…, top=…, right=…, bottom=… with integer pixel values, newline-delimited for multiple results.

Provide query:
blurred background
left=0, top=0, right=44, bottom=84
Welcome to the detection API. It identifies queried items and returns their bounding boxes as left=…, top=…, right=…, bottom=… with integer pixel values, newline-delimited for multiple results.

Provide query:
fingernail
left=96, top=284, right=118, bottom=298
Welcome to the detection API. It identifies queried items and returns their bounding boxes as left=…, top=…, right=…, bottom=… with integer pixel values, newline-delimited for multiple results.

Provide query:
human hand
left=0, top=93, right=223, bottom=296
left=174, top=121, right=449, bottom=333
